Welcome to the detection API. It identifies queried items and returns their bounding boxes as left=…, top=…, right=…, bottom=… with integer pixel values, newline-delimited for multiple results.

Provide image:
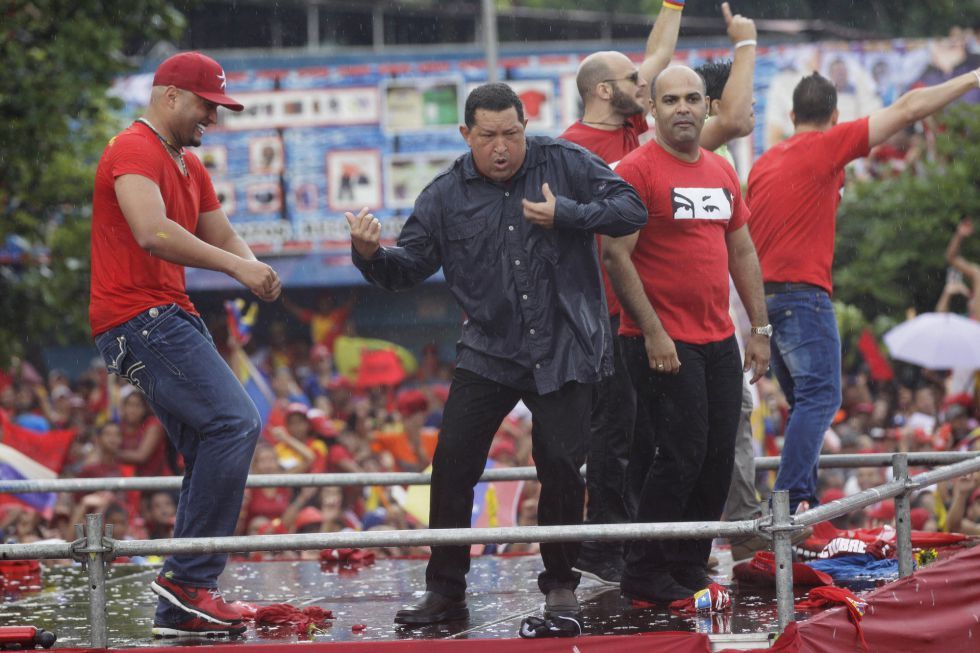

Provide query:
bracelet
left=973, top=69, right=980, bottom=88
left=663, top=0, right=685, bottom=10
left=734, top=39, right=758, bottom=50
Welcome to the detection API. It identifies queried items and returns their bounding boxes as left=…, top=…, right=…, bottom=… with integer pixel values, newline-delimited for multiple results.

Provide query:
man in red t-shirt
left=559, top=2, right=759, bottom=586
left=747, top=68, right=980, bottom=515
left=556, top=0, right=683, bottom=588
left=603, top=65, right=771, bottom=603
left=90, top=51, right=281, bottom=638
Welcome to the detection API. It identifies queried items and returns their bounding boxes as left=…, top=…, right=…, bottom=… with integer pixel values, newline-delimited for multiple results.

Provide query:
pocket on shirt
left=445, top=218, right=492, bottom=265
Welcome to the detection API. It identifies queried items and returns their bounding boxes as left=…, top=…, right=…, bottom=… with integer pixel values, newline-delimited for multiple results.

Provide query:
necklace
left=137, top=118, right=187, bottom=175
left=581, top=119, right=626, bottom=128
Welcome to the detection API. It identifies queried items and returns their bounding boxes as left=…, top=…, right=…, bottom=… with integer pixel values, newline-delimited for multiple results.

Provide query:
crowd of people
left=2, top=0, right=979, bottom=640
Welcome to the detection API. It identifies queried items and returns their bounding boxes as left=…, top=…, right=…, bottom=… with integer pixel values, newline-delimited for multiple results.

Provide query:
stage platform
left=0, top=548, right=794, bottom=649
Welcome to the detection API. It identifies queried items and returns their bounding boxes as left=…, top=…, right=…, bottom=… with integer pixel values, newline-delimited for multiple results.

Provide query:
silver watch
left=751, top=324, right=773, bottom=337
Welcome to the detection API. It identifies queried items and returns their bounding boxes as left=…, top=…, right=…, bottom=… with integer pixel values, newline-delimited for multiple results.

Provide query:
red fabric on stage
left=56, top=632, right=714, bottom=653
left=733, top=551, right=834, bottom=587
left=795, top=544, right=980, bottom=652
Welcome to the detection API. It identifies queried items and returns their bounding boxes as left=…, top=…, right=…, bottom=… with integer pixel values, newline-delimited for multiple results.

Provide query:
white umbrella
left=883, top=312, right=980, bottom=370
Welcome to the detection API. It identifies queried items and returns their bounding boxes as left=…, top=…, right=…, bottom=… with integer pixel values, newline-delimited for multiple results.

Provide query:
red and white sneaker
left=152, top=616, right=246, bottom=638
left=150, top=575, right=242, bottom=625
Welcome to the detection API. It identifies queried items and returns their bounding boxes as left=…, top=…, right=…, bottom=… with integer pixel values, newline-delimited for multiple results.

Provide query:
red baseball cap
left=153, top=52, right=244, bottom=112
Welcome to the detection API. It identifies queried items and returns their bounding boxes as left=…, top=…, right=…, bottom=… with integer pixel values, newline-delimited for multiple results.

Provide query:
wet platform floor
left=0, top=549, right=846, bottom=649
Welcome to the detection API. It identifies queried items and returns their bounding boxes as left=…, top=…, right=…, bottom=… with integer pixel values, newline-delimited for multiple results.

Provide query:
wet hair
left=792, top=72, right=837, bottom=125
left=695, top=60, right=733, bottom=103
left=464, top=83, right=525, bottom=128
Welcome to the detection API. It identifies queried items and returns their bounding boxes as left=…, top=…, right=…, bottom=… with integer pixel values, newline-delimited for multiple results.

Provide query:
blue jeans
left=767, top=290, right=841, bottom=512
left=95, top=304, right=261, bottom=621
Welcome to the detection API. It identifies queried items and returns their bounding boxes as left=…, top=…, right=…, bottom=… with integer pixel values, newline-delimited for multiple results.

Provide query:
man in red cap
left=90, top=51, right=280, bottom=639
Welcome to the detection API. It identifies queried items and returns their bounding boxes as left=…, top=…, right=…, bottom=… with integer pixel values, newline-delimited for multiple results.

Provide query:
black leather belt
left=763, top=282, right=824, bottom=294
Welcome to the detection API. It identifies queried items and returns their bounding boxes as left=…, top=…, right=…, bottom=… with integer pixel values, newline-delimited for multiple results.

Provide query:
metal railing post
left=771, top=491, right=795, bottom=633
left=84, top=513, right=110, bottom=649
left=892, top=453, right=914, bottom=578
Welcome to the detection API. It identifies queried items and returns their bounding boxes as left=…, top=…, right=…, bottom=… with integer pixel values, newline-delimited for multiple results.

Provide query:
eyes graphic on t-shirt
left=670, top=187, right=733, bottom=220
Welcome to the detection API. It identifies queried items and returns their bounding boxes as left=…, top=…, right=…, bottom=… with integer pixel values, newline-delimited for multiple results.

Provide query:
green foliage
left=0, top=1, right=184, bottom=366
left=834, top=104, right=980, bottom=321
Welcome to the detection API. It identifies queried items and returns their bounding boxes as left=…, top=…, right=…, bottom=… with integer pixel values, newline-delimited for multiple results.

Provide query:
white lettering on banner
left=671, top=187, right=733, bottom=220
left=233, top=217, right=408, bottom=251
left=218, top=87, right=381, bottom=130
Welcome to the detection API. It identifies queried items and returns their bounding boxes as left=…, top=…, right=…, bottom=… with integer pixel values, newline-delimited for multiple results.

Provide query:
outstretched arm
left=638, top=1, right=684, bottom=87
left=868, top=68, right=980, bottom=148
left=701, top=3, right=757, bottom=150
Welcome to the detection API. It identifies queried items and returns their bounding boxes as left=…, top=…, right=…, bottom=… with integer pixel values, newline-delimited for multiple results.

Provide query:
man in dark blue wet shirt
left=347, top=83, right=647, bottom=626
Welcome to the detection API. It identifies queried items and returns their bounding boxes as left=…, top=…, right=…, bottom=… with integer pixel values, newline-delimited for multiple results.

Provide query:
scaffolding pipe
left=892, top=454, right=914, bottom=578
left=0, top=519, right=761, bottom=561
left=771, top=491, right=795, bottom=633
left=3, top=451, right=975, bottom=494
left=84, top=513, right=109, bottom=649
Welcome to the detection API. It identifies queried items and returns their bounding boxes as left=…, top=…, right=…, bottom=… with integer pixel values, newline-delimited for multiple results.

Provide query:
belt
left=763, top=282, right=824, bottom=295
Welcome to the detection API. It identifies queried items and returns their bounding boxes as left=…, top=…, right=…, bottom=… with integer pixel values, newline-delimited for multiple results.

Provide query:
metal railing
left=1, top=452, right=978, bottom=648
left=1, top=451, right=975, bottom=494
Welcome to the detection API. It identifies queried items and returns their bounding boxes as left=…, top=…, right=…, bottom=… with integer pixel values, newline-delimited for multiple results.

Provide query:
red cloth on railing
left=796, top=586, right=869, bottom=650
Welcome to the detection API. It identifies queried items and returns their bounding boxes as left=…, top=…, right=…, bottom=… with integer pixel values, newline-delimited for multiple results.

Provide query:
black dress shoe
left=670, top=566, right=714, bottom=592
left=621, top=571, right=694, bottom=604
left=394, top=591, right=469, bottom=625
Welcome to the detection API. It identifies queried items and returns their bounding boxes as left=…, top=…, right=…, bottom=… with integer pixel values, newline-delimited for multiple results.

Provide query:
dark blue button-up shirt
left=352, top=135, right=647, bottom=394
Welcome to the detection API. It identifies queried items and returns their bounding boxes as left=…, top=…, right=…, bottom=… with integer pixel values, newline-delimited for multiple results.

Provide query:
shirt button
left=149, top=307, right=159, bottom=318
left=514, top=259, right=521, bottom=266
left=529, top=328, right=535, bottom=335
left=535, top=363, right=541, bottom=369
left=142, top=330, right=149, bottom=337
left=522, top=294, right=528, bottom=300
left=508, top=225, right=514, bottom=231
left=504, top=191, right=510, bottom=197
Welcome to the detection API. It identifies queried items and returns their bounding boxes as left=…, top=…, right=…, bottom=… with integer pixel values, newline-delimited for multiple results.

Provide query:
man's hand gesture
left=346, top=207, right=382, bottom=259
left=722, top=2, right=756, bottom=44
left=523, top=183, right=557, bottom=229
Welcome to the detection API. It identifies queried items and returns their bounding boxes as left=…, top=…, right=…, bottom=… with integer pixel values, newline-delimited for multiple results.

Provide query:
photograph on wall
left=245, top=182, right=283, bottom=214
left=465, top=79, right=556, bottom=132
left=293, top=182, right=320, bottom=213
left=213, top=181, right=236, bottom=216
left=219, top=88, right=381, bottom=130
left=248, top=135, right=284, bottom=175
left=384, top=152, right=458, bottom=210
left=199, top=145, right=228, bottom=176
left=382, top=78, right=462, bottom=133
left=326, top=149, right=382, bottom=212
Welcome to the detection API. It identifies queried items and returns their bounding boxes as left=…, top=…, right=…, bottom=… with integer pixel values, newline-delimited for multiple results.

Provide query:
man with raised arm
left=747, top=67, right=980, bottom=515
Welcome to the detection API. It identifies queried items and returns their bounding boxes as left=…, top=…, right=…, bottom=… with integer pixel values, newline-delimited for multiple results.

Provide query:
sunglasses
left=603, top=71, right=640, bottom=85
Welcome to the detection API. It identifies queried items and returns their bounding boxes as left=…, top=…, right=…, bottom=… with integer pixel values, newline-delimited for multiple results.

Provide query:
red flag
left=0, top=409, right=76, bottom=518
left=857, top=327, right=894, bottom=382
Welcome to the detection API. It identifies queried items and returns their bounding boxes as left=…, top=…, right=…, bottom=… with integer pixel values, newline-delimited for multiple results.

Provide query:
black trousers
left=580, top=314, right=635, bottom=560
left=621, top=335, right=742, bottom=576
left=425, top=367, right=592, bottom=600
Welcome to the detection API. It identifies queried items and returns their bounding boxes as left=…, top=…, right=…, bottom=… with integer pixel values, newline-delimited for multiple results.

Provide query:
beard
left=610, top=84, right=645, bottom=117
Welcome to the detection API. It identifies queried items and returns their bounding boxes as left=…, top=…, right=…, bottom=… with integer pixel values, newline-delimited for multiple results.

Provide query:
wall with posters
left=113, top=36, right=979, bottom=289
